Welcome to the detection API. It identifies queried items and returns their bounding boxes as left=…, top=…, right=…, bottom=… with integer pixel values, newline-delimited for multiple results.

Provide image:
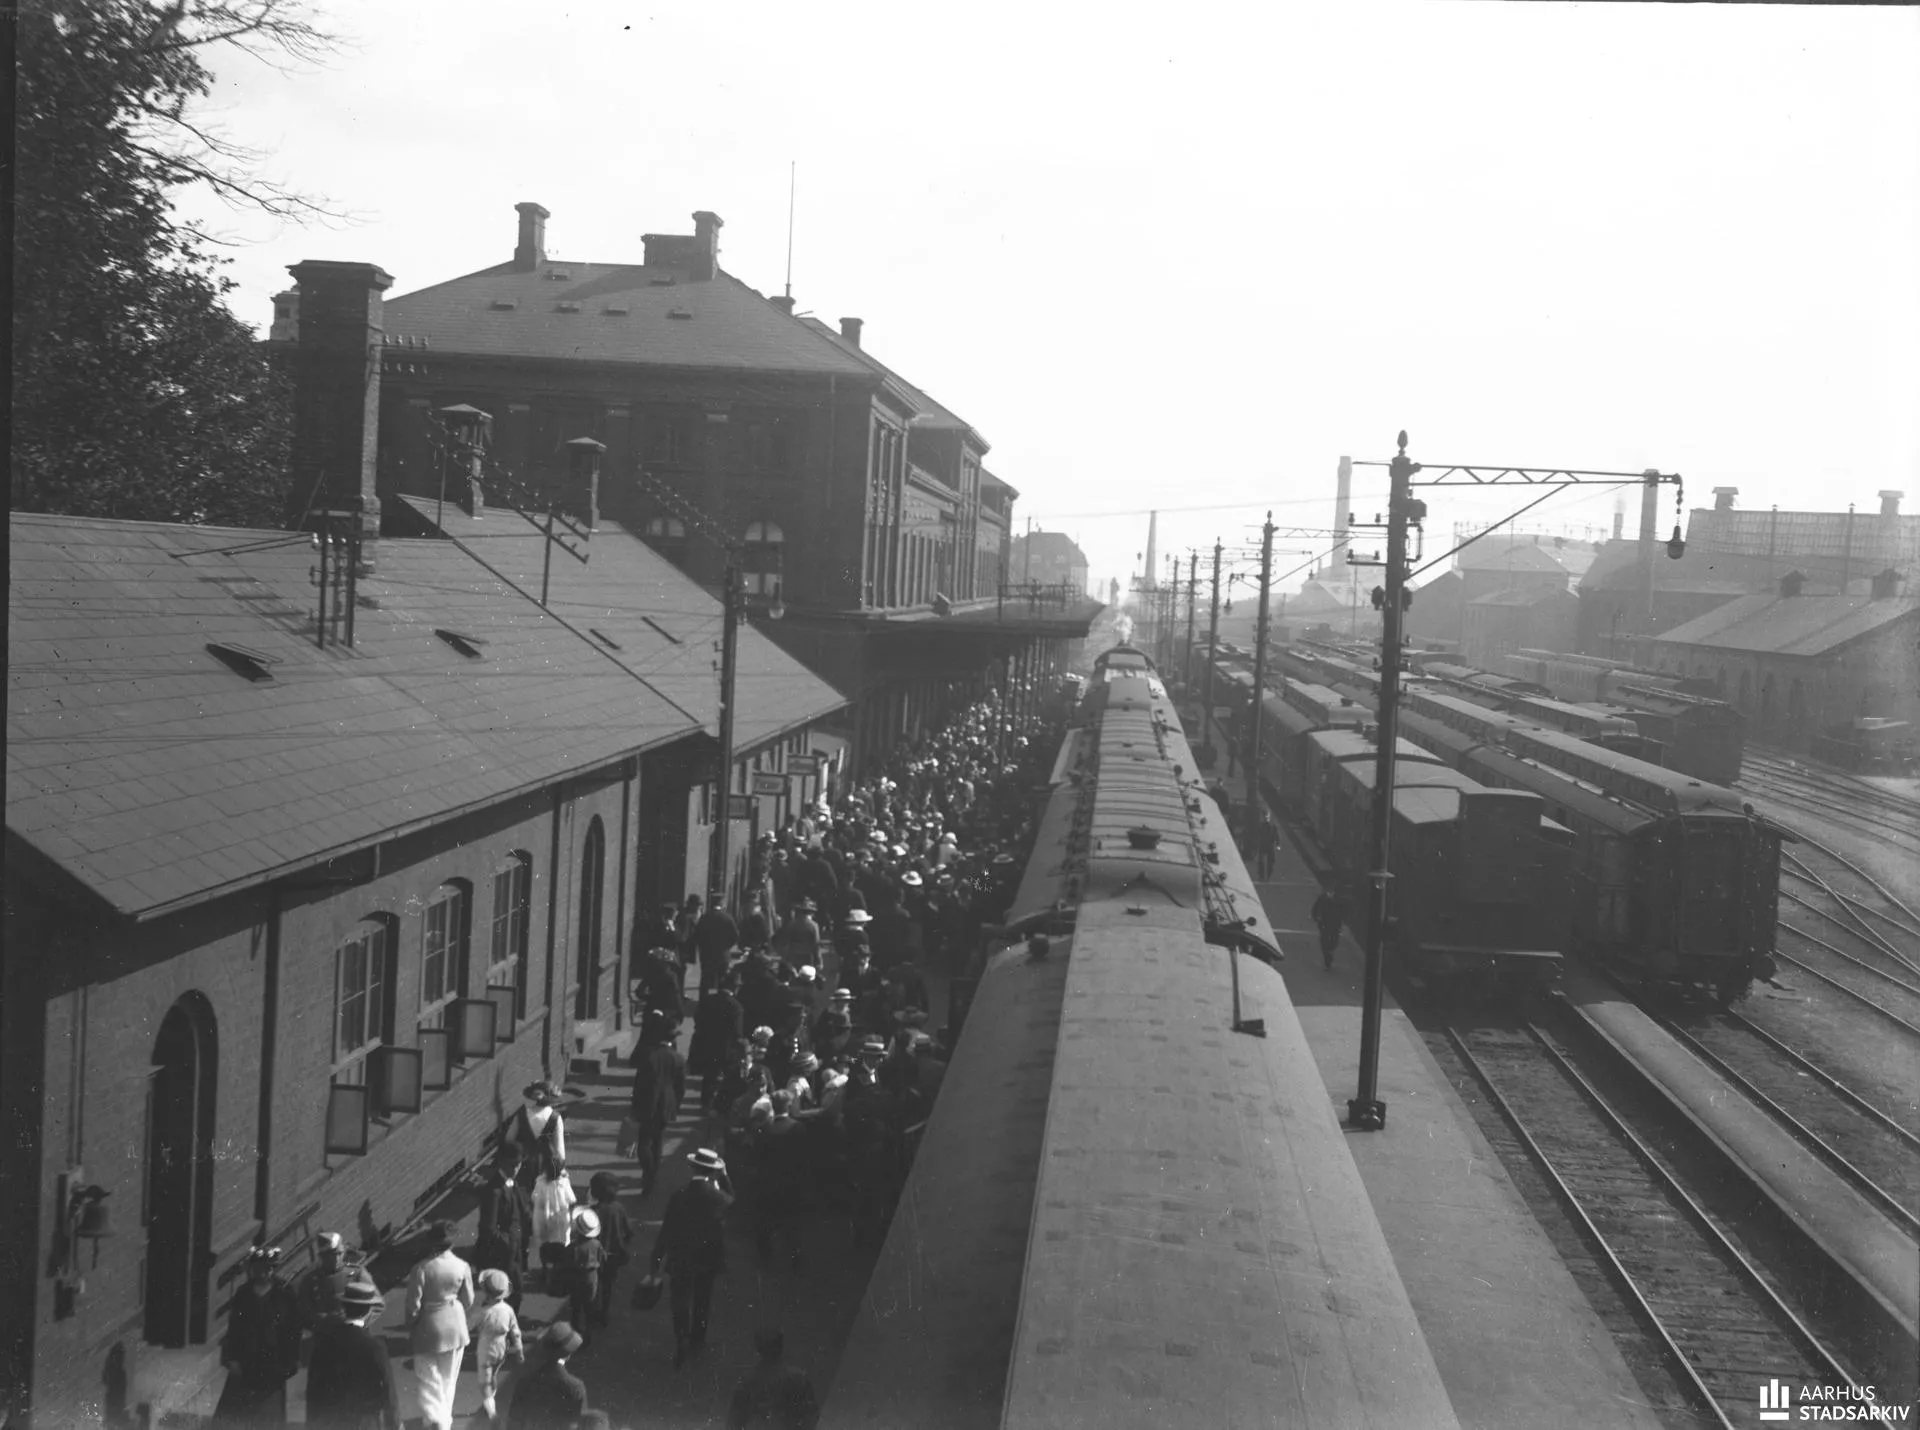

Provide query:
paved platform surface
left=1204, top=738, right=1667, bottom=1430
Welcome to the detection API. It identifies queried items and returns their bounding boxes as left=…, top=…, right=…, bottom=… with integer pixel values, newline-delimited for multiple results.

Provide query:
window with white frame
left=488, top=853, right=533, bottom=1019
left=333, top=917, right=396, bottom=1084
left=419, top=881, right=471, bottom=1030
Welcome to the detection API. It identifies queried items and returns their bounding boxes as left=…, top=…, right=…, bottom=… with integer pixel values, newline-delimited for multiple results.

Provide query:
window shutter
left=419, top=1028, right=453, bottom=1091
left=452, top=998, right=499, bottom=1060
left=326, top=1085, right=370, bottom=1155
left=487, top=984, right=517, bottom=1043
left=373, top=1046, right=423, bottom=1116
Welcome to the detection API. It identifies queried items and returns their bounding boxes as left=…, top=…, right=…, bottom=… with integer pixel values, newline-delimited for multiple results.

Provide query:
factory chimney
left=1612, top=499, right=1624, bottom=542
left=1712, top=487, right=1738, bottom=512
left=1143, top=510, right=1159, bottom=592
left=1334, top=456, right=1353, bottom=572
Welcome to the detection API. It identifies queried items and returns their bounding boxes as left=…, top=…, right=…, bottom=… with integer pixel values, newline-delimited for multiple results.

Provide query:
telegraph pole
left=1348, top=435, right=1419, bottom=1132
left=1183, top=550, right=1199, bottom=692
left=710, top=565, right=743, bottom=912
left=1201, top=540, right=1222, bottom=763
left=1244, top=515, right=1275, bottom=843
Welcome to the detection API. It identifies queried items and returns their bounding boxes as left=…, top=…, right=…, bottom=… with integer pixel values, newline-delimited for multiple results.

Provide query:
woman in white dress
left=402, top=1219, right=474, bottom=1430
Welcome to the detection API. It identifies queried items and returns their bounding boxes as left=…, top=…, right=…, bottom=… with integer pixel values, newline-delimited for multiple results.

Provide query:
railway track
left=1742, top=751, right=1920, bottom=853
left=1447, top=1018, right=1857, bottom=1427
left=1649, top=1009, right=1920, bottom=1238
left=1775, top=849, right=1920, bottom=1037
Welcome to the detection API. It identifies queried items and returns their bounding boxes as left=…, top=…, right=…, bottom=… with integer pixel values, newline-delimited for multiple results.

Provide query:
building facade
left=1008, top=530, right=1090, bottom=595
left=5, top=490, right=841, bottom=1423
left=285, top=204, right=1096, bottom=777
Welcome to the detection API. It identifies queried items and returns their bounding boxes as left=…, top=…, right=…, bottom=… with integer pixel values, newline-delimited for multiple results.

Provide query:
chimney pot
left=769, top=295, right=796, bottom=315
left=1879, top=490, right=1904, bottom=516
left=1779, top=570, right=1805, bottom=599
left=839, top=317, right=864, bottom=348
left=514, top=202, right=549, bottom=273
left=1712, top=486, right=1738, bottom=511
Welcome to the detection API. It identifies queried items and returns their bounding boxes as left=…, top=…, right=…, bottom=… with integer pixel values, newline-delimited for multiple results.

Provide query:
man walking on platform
left=651, top=1148, right=734, bottom=1368
left=1255, top=812, right=1279, bottom=880
left=1311, top=884, right=1347, bottom=971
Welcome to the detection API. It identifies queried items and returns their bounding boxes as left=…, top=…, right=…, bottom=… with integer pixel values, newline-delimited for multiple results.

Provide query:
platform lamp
left=708, top=552, right=785, bottom=916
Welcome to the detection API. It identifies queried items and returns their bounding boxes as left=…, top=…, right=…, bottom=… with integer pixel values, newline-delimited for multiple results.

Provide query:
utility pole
left=1343, top=436, right=1689, bottom=1131
left=711, top=565, right=743, bottom=911
left=1244, top=514, right=1275, bottom=843
left=1201, top=540, right=1223, bottom=762
left=1184, top=550, right=1199, bottom=692
left=1349, top=437, right=1418, bottom=1133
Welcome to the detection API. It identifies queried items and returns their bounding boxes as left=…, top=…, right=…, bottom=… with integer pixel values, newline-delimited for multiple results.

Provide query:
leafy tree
left=12, top=1, right=334, bottom=526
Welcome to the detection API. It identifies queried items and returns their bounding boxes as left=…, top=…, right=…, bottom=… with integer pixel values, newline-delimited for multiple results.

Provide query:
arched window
left=146, top=993, right=218, bottom=1347
left=644, top=515, right=688, bottom=568
left=744, top=520, right=784, bottom=596
left=419, top=880, right=472, bottom=1031
left=488, top=852, right=534, bottom=1020
left=575, top=818, right=606, bottom=1020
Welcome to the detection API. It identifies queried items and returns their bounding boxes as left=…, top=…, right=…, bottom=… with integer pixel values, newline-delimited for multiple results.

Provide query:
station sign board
left=788, top=754, right=822, bottom=776
left=752, top=773, right=787, bottom=796
left=726, top=794, right=755, bottom=820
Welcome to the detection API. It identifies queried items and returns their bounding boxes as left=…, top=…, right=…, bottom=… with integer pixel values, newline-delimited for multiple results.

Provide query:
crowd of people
left=208, top=686, right=1073, bottom=1430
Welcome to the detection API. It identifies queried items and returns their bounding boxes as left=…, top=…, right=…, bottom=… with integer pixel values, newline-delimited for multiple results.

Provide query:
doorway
left=574, top=818, right=606, bottom=1019
left=145, top=994, right=217, bottom=1347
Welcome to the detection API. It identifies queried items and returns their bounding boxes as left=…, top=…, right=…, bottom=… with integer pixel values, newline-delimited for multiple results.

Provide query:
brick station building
left=3, top=492, right=841, bottom=1421
left=275, top=204, right=1098, bottom=776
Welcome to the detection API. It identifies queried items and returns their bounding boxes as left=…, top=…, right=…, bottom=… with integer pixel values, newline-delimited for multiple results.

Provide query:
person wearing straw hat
left=505, top=1323, right=589, bottom=1430
left=304, top=1269, right=399, bottom=1430
left=402, top=1220, right=474, bottom=1430
left=214, top=1246, right=301, bottom=1426
left=564, top=1209, right=606, bottom=1348
left=650, top=1148, right=734, bottom=1367
left=505, top=1080, right=570, bottom=1188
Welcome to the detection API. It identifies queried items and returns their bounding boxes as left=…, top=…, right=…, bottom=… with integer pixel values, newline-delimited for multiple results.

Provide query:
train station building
left=2, top=506, right=843, bottom=1419
left=274, top=205, right=1098, bottom=778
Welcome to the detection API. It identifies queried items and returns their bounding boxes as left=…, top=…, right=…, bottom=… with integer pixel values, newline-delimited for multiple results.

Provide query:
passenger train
left=820, top=642, right=1460, bottom=1425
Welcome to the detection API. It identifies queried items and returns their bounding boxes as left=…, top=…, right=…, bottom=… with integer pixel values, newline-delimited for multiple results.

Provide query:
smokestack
left=1334, top=456, right=1353, bottom=572
left=1637, top=469, right=1660, bottom=627
left=1612, top=505, right=1624, bottom=541
left=1143, top=511, right=1158, bottom=592
left=839, top=317, right=864, bottom=348
left=1712, top=486, right=1738, bottom=512
left=513, top=202, right=549, bottom=272
left=285, top=260, right=393, bottom=545
left=1880, top=490, right=1904, bottom=517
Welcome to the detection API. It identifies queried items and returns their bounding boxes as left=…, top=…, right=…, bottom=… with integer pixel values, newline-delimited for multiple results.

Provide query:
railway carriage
left=1607, top=682, right=1745, bottom=783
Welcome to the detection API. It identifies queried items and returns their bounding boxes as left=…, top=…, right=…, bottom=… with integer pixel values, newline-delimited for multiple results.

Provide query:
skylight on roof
left=668, top=308, right=693, bottom=320
left=207, top=642, right=277, bottom=682
left=490, top=299, right=518, bottom=311
left=647, top=275, right=677, bottom=287
left=556, top=301, right=582, bottom=313
left=642, top=616, right=681, bottom=645
left=434, top=629, right=487, bottom=659
left=603, top=304, right=630, bottom=316
left=546, top=269, right=572, bottom=281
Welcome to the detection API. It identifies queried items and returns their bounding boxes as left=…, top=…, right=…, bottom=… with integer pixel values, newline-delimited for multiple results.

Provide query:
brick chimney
left=691, top=210, right=723, bottom=280
left=839, top=317, right=864, bottom=348
left=1880, top=490, right=1904, bottom=516
left=514, top=202, right=549, bottom=272
left=1712, top=486, right=1738, bottom=511
left=269, top=289, right=299, bottom=343
left=769, top=295, right=796, bottom=315
left=1871, top=567, right=1901, bottom=599
left=285, top=261, right=392, bottom=544
left=1779, top=570, right=1805, bottom=598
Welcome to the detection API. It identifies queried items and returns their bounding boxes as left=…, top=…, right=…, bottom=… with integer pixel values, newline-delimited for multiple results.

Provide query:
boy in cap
left=470, top=1268, right=523, bottom=1428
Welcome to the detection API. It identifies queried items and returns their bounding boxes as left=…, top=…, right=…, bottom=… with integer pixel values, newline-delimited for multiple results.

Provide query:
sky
left=177, top=0, right=1920, bottom=602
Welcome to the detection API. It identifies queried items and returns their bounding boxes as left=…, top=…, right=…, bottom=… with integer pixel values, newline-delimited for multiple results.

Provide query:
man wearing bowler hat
left=304, top=1269, right=400, bottom=1430
left=508, top=1323, right=589, bottom=1430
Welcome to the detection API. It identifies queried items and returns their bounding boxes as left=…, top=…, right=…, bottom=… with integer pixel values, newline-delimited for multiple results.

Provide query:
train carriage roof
left=1307, top=727, right=1445, bottom=767
left=1505, top=724, right=1746, bottom=814
left=1337, top=757, right=1545, bottom=827
left=1459, top=743, right=1662, bottom=834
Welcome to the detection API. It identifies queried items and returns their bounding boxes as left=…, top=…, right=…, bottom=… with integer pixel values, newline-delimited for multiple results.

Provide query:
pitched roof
left=1649, top=590, right=1920, bottom=656
left=796, top=317, right=985, bottom=448
left=394, top=498, right=846, bottom=750
left=1468, top=587, right=1577, bottom=609
left=1578, top=537, right=1763, bottom=597
left=7, top=511, right=840, bottom=919
left=1456, top=538, right=1595, bottom=577
left=381, top=260, right=876, bottom=378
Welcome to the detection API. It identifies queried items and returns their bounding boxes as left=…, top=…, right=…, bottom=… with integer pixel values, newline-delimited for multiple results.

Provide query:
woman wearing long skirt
left=402, top=1220, right=474, bottom=1430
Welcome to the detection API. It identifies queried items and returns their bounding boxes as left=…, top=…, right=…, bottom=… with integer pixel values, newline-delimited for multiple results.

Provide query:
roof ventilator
left=556, top=301, right=582, bottom=313
left=206, top=642, right=277, bottom=682
left=641, top=615, right=681, bottom=645
left=589, top=627, right=621, bottom=650
left=490, top=299, right=517, bottom=311
left=546, top=269, right=572, bottom=281
left=668, top=307, right=693, bottom=320
left=603, top=304, right=630, bottom=316
left=434, top=629, right=487, bottom=659
left=1126, top=826, right=1162, bottom=851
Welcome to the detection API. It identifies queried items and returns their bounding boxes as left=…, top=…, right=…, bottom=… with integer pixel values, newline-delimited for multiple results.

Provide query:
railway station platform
left=1199, top=738, right=1666, bottom=1430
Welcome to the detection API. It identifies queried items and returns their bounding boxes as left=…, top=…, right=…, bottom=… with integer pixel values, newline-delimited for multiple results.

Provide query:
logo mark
left=1760, top=1378, right=1792, bottom=1422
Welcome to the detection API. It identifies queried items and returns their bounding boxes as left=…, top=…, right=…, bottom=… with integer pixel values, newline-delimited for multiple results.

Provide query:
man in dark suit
left=628, top=1012, right=686, bottom=1199
left=507, top=1323, right=589, bottom=1430
left=304, top=1272, right=399, bottom=1430
left=651, top=1148, right=734, bottom=1367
